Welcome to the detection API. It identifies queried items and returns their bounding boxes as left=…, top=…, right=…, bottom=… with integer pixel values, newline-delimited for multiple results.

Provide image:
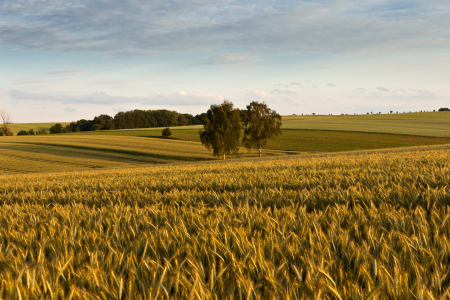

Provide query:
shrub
left=162, top=127, right=172, bottom=138
left=17, top=130, right=30, bottom=136
left=0, top=127, right=13, bottom=136
left=63, top=125, right=72, bottom=133
left=36, top=129, right=48, bottom=135
left=28, top=129, right=35, bottom=135
left=50, top=124, right=63, bottom=134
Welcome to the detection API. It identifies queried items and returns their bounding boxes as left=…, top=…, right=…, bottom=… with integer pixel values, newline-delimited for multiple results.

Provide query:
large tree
left=0, top=109, right=13, bottom=136
left=242, top=101, right=282, bottom=157
left=199, top=100, right=242, bottom=160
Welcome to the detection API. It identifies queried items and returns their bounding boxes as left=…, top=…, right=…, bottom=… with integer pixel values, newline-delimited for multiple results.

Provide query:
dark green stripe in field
left=87, top=128, right=450, bottom=153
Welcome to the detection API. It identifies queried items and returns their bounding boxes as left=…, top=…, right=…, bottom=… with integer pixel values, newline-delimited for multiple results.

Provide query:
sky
left=1, top=0, right=449, bottom=123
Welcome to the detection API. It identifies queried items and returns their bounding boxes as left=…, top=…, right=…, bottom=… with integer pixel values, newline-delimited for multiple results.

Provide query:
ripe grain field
left=1, top=146, right=450, bottom=299
left=0, top=135, right=292, bottom=174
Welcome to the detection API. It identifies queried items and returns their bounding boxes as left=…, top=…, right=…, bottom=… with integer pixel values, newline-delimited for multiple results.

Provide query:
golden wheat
left=0, top=148, right=449, bottom=299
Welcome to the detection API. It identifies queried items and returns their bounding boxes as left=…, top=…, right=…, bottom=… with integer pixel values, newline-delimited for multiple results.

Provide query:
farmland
left=282, top=111, right=450, bottom=138
left=8, top=122, right=71, bottom=135
left=86, top=128, right=450, bottom=153
left=0, top=135, right=291, bottom=174
left=1, top=146, right=450, bottom=298
left=1, top=112, right=450, bottom=299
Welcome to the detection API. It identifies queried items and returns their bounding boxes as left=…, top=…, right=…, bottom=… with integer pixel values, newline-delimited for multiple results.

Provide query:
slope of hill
left=1, top=146, right=449, bottom=298
left=282, top=111, right=450, bottom=137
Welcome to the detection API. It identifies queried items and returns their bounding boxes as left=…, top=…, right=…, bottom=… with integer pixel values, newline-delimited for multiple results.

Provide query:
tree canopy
left=0, top=109, right=13, bottom=136
left=199, top=100, right=242, bottom=160
left=242, top=101, right=282, bottom=157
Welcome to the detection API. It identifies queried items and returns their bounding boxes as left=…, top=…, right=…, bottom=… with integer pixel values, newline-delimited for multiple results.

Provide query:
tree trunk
left=223, top=151, right=225, bottom=160
left=258, top=145, right=261, bottom=157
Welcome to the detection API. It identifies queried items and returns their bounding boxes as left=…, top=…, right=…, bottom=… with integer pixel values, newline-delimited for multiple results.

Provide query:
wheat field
left=1, top=146, right=450, bottom=299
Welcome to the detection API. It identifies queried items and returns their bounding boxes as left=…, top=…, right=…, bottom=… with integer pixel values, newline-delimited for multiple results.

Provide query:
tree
left=162, top=127, right=172, bottom=138
left=242, top=101, right=282, bottom=157
left=0, top=109, right=13, bottom=136
left=17, top=130, right=30, bottom=136
left=63, top=125, right=72, bottom=133
left=50, top=123, right=63, bottom=134
left=199, top=100, right=242, bottom=160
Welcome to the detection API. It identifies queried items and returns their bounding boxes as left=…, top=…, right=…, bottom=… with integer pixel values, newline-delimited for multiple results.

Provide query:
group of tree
left=17, top=129, right=48, bottom=135
left=200, top=100, right=282, bottom=159
left=0, top=109, right=13, bottom=136
left=50, top=109, right=207, bottom=133
left=439, top=107, right=450, bottom=111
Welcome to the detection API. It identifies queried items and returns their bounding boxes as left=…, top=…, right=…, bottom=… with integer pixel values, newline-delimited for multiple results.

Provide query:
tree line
left=49, top=109, right=209, bottom=133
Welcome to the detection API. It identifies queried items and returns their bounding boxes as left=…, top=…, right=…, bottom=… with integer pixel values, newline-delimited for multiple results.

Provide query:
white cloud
left=9, top=89, right=224, bottom=106
left=247, top=90, right=268, bottom=99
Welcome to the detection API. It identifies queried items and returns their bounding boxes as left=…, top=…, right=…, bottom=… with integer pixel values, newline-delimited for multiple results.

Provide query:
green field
left=282, top=111, right=450, bottom=137
left=1, top=147, right=450, bottom=299
left=2, top=113, right=450, bottom=174
left=83, top=128, right=450, bottom=153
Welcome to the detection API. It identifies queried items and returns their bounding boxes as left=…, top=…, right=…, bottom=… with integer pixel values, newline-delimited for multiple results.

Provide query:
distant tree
left=63, top=125, right=72, bottom=133
left=162, top=127, right=172, bottom=138
left=28, top=129, right=35, bottom=135
left=0, top=109, right=13, bottom=136
left=69, top=122, right=78, bottom=132
left=103, top=120, right=115, bottom=130
left=50, top=123, right=63, bottom=134
left=242, top=101, right=282, bottom=157
left=199, top=100, right=242, bottom=160
left=177, top=114, right=189, bottom=126
left=195, top=113, right=208, bottom=124
left=92, top=124, right=102, bottom=131
left=36, top=129, right=48, bottom=135
left=438, top=108, right=450, bottom=111
left=17, top=130, right=30, bottom=136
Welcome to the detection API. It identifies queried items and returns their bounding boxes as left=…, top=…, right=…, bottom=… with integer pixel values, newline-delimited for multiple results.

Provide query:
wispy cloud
left=377, top=86, right=391, bottom=92
left=1, top=0, right=449, bottom=56
left=9, top=89, right=224, bottom=106
left=46, top=68, right=88, bottom=75
left=270, top=88, right=298, bottom=96
left=203, top=53, right=256, bottom=65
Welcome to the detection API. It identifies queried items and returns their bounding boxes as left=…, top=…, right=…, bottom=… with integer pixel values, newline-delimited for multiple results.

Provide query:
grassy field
left=83, top=128, right=450, bottom=153
left=0, top=143, right=169, bottom=174
left=0, top=135, right=291, bottom=173
left=282, top=111, right=450, bottom=138
left=8, top=122, right=70, bottom=135
left=1, top=146, right=450, bottom=298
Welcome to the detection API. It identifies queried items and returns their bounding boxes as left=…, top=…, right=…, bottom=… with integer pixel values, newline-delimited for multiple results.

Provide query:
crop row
left=0, top=149, right=450, bottom=299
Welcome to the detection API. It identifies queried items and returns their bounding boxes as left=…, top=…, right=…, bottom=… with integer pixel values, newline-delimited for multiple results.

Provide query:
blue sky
left=1, top=0, right=449, bottom=122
